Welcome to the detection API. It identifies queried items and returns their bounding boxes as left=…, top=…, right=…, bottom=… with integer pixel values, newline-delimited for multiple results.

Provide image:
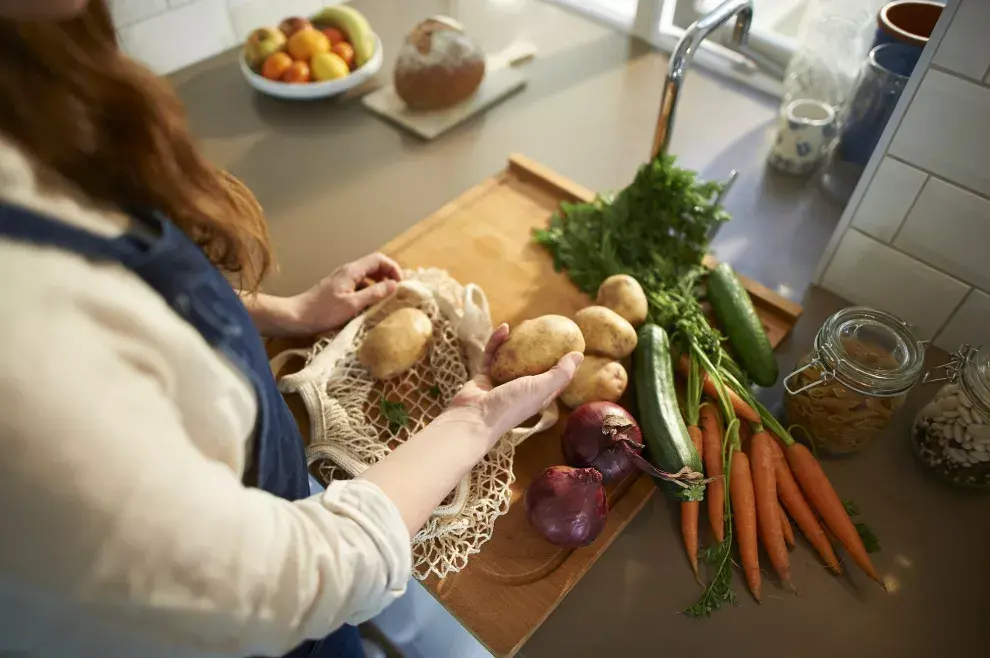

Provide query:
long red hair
left=0, top=1, right=272, bottom=289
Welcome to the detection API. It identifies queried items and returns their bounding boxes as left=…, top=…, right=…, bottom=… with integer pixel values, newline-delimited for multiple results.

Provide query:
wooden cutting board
left=270, top=154, right=801, bottom=657
left=377, top=155, right=802, bottom=656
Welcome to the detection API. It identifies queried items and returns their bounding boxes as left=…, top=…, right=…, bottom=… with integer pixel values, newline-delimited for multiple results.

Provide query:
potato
left=490, top=314, right=585, bottom=384
left=358, top=307, right=433, bottom=380
left=560, top=356, right=627, bottom=408
left=574, top=305, right=637, bottom=359
left=596, top=274, right=648, bottom=327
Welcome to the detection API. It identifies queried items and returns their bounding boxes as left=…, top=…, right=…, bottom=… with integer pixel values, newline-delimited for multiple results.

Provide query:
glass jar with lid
left=912, top=344, right=990, bottom=488
left=783, top=307, right=925, bottom=455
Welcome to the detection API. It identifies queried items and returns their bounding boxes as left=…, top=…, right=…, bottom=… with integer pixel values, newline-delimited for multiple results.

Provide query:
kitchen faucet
left=651, top=0, right=754, bottom=158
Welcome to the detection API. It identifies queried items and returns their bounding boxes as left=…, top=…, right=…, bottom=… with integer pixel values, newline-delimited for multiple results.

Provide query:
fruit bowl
left=240, top=33, right=382, bottom=100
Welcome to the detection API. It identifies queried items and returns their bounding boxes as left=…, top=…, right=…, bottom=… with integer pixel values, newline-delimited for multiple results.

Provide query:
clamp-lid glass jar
left=783, top=307, right=925, bottom=455
left=912, top=344, right=990, bottom=488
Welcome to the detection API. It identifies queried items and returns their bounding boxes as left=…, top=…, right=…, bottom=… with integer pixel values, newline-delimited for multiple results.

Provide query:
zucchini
left=707, top=263, right=779, bottom=387
left=634, top=324, right=703, bottom=502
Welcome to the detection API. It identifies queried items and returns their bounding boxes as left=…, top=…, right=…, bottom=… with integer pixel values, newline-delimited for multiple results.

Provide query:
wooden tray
left=272, top=155, right=802, bottom=657
left=377, top=155, right=801, bottom=656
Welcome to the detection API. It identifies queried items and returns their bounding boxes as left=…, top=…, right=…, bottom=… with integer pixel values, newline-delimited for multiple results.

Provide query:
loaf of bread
left=393, top=16, right=485, bottom=110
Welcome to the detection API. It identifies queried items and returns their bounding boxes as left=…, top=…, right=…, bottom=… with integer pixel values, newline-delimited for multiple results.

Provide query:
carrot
left=682, top=426, right=704, bottom=579
left=779, top=501, right=795, bottom=548
left=750, top=432, right=793, bottom=591
left=678, top=356, right=759, bottom=423
left=786, top=442, right=882, bottom=586
left=769, top=439, right=841, bottom=574
left=730, top=449, right=761, bottom=602
left=738, top=421, right=753, bottom=452
left=699, top=404, right=725, bottom=542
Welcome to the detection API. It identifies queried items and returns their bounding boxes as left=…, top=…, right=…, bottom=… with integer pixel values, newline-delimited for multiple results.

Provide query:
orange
left=282, top=60, right=311, bottom=83
left=261, top=51, right=293, bottom=81
left=287, top=27, right=330, bottom=61
left=331, top=42, right=355, bottom=69
left=320, top=26, right=346, bottom=46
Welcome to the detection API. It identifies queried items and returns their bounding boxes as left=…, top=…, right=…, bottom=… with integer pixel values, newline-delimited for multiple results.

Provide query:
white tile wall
left=820, top=229, right=969, bottom=339
left=108, top=0, right=168, bottom=27
left=932, top=0, right=990, bottom=81
left=934, top=289, right=990, bottom=352
left=116, top=0, right=235, bottom=75
left=894, top=177, right=990, bottom=291
left=850, top=157, right=927, bottom=243
left=888, top=69, right=990, bottom=199
left=819, top=1, right=990, bottom=350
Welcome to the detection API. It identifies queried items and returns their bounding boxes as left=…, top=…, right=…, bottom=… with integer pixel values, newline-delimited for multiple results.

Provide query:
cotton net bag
left=272, top=268, right=557, bottom=580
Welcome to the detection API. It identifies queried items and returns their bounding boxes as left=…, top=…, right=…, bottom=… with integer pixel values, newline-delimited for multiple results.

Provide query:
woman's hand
left=245, top=253, right=403, bottom=337
left=288, top=252, right=402, bottom=334
left=441, top=324, right=584, bottom=446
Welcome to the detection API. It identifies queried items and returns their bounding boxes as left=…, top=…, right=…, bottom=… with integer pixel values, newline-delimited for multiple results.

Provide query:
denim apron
left=0, top=201, right=363, bottom=658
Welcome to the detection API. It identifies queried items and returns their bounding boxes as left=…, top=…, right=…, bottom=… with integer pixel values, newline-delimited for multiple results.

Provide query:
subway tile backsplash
left=117, top=0, right=235, bottom=76
left=894, top=177, right=990, bottom=292
left=819, top=0, right=990, bottom=351
left=821, top=230, right=968, bottom=339
left=888, top=69, right=990, bottom=199
left=850, top=157, right=927, bottom=243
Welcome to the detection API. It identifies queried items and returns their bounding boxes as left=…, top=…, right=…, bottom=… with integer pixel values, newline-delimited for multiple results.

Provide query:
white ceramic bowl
left=240, top=34, right=383, bottom=100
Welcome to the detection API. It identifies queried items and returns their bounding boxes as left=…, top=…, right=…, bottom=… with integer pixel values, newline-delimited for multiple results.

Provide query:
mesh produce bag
left=272, top=269, right=557, bottom=580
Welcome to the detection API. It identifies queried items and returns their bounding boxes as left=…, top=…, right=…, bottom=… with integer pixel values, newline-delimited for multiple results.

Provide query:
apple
left=311, top=52, right=349, bottom=81
left=243, top=27, right=286, bottom=69
left=278, top=16, right=312, bottom=38
left=320, top=26, right=347, bottom=46
left=261, top=51, right=293, bottom=81
left=331, top=41, right=355, bottom=70
left=282, top=60, right=311, bottom=83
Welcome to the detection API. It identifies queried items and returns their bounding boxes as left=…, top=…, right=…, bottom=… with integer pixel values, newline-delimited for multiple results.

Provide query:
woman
left=0, top=2, right=582, bottom=657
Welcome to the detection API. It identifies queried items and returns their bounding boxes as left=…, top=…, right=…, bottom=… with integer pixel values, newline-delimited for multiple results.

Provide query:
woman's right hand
left=442, top=324, right=584, bottom=446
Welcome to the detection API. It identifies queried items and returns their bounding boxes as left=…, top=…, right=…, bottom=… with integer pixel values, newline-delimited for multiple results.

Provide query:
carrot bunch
left=679, top=350, right=883, bottom=615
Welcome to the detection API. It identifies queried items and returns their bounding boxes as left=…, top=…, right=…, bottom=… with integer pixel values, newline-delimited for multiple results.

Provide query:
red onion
left=561, top=402, right=643, bottom=483
left=524, top=466, right=608, bottom=547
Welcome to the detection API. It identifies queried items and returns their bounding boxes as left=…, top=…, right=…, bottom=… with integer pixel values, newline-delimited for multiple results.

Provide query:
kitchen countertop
left=170, top=1, right=990, bottom=655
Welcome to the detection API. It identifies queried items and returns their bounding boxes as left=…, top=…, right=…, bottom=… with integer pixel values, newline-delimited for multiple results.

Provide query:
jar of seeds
left=912, top=344, right=990, bottom=488
left=784, top=307, right=925, bottom=455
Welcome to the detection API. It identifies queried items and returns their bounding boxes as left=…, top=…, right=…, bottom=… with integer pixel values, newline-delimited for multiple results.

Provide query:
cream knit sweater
left=0, top=137, right=411, bottom=658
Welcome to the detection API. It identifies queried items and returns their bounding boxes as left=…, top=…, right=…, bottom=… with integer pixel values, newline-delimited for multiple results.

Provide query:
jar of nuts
left=912, top=344, right=990, bottom=488
left=783, top=307, right=925, bottom=455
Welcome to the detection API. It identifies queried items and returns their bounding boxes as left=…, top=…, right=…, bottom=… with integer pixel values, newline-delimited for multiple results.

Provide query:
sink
left=701, top=120, right=844, bottom=304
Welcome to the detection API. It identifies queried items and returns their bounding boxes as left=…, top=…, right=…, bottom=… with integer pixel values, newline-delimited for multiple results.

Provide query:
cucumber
left=634, top=324, right=703, bottom=502
left=707, top=263, right=779, bottom=387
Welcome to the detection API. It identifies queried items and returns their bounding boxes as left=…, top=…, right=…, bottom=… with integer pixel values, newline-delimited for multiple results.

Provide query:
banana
left=314, top=5, right=375, bottom=67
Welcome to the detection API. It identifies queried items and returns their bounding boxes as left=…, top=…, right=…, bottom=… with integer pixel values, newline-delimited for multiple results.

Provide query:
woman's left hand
left=291, top=252, right=403, bottom=334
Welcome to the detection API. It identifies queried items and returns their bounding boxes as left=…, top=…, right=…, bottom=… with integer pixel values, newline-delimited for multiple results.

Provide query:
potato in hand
left=490, top=315, right=585, bottom=384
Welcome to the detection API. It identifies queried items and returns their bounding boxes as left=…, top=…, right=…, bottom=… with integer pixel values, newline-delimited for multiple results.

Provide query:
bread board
left=362, top=43, right=534, bottom=140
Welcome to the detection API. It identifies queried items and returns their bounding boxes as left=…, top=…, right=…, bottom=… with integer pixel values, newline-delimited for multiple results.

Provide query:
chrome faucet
left=651, top=0, right=754, bottom=158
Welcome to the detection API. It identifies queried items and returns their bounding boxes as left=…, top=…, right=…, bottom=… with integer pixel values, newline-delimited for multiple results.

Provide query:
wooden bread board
left=270, top=155, right=801, bottom=657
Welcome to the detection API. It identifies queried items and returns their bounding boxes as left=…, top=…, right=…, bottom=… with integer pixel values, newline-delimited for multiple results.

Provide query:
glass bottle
left=783, top=307, right=925, bottom=455
left=912, top=345, right=990, bottom=488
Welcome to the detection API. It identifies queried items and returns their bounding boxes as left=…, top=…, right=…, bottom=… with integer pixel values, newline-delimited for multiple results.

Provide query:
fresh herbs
left=533, top=154, right=728, bottom=359
left=422, top=384, right=442, bottom=399
left=844, top=499, right=882, bottom=553
left=380, top=397, right=410, bottom=435
left=684, top=537, right=738, bottom=617
left=685, top=417, right=740, bottom=616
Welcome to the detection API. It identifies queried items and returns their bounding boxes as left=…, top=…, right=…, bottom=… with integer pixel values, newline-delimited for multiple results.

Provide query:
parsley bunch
left=533, top=155, right=729, bottom=357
